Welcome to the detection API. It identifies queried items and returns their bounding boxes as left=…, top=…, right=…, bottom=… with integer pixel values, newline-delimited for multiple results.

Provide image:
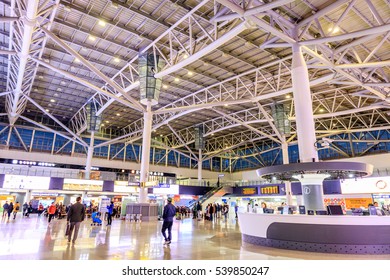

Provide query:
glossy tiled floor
left=0, top=214, right=389, bottom=260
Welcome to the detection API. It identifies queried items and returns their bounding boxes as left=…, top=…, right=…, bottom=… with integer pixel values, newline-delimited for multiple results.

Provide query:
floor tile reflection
left=0, top=215, right=389, bottom=260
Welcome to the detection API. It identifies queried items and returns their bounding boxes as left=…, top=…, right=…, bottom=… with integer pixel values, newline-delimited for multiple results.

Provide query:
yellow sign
left=242, top=188, right=257, bottom=195
left=140, top=181, right=158, bottom=187
left=345, top=198, right=373, bottom=209
left=260, top=186, right=279, bottom=194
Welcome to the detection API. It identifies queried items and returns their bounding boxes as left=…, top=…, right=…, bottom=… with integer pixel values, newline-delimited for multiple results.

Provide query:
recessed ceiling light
left=98, top=20, right=106, bottom=27
left=105, top=121, right=109, bottom=123
left=57, top=88, right=62, bottom=91
left=61, top=81, right=66, bottom=85
left=54, top=93, right=59, bottom=97
left=33, top=88, right=38, bottom=92
left=160, top=134, right=163, bottom=137
left=114, top=57, right=120, bottom=63
left=116, top=113, right=120, bottom=116
left=27, top=110, right=30, bottom=112
left=74, top=58, right=80, bottom=63
left=50, top=99, right=55, bottom=102
left=88, top=35, right=96, bottom=41
left=163, top=85, right=168, bottom=89
left=81, top=47, right=87, bottom=52
left=174, top=78, right=179, bottom=82
left=211, top=133, right=214, bottom=136
left=183, top=54, right=188, bottom=59
left=111, top=2, right=118, bottom=9
left=224, top=104, right=228, bottom=107
left=63, top=116, right=66, bottom=119
left=101, top=124, right=105, bottom=127
left=45, top=109, right=49, bottom=112
left=44, top=58, right=50, bottom=63
left=64, top=5, right=71, bottom=12
left=187, top=71, right=193, bottom=76
left=39, top=76, right=43, bottom=79
left=69, top=108, right=73, bottom=111
left=48, top=103, right=52, bottom=107
left=153, top=130, right=156, bottom=132
left=319, top=108, right=324, bottom=112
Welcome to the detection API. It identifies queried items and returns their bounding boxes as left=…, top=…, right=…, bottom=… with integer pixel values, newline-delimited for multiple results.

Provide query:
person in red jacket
left=48, top=202, right=56, bottom=223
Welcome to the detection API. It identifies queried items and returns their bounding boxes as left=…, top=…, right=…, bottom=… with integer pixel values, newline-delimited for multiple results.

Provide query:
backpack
left=16, top=206, right=19, bottom=210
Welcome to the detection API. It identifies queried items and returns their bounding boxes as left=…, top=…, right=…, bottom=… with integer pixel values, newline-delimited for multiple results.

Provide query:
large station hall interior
left=0, top=0, right=390, bottom=260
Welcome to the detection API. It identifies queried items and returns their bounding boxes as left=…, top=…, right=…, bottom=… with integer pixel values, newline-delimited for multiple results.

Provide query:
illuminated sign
left=341, top=177, right=390, bottom=194
left=63, top=179, right=103, bottom=191
left=3, top=175, right=50, bottom=190
left=140, top=181, right=159, bottom=187
left=153, top=184, right=179, bottom=195
left=241, top=188, right=257, bottom=195
left=260, top=186, right=280, bottom=194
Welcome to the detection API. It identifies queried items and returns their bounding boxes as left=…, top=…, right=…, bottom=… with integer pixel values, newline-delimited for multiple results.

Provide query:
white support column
left=29, top=129, right=35, bottom=152
left=51, top=134, right=56, bottom=155
left=139, top=102, right=153, bottom=203
left=291, top=44, right=318, bottom=163
left=291, top=44, right=324, bottom=210
left=281, top=141, right=293, bottom=205
left=25, top=190, right=32, bottom=204
left=198, top=149, right=202, bottom=183
left=85, top=132, right=94, bottom=180
left=71, top=141, right=75, bottom=156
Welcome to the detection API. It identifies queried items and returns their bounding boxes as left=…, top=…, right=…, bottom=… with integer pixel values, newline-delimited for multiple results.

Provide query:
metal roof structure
left=0, top=0, right=389, bottom=172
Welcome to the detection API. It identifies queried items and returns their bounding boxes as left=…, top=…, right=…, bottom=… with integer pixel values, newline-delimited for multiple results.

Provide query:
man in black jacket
left=67, top=197, right=85, bottom=244
left=161, top=197, right=176, bottom=245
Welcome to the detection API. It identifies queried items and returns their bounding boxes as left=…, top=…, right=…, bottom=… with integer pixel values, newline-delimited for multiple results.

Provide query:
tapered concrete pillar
left=85, top=131, right=94, bottom=180
left=139, top=102, right=152, bottom=203
left=281, top=141, right=293, bottom=205
left=198, top=149, right=202, bottom=184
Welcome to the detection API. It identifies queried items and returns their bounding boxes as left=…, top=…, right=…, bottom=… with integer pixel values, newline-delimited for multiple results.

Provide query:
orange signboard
left=242, top=188, right=257, bottom=195
left=345, top=198, right=373, bottom=209
left=260, top=186, right=279, bottom=194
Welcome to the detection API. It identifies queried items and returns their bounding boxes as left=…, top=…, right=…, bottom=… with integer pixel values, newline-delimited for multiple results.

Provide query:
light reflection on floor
left=1, top=214, right=390, bottom=260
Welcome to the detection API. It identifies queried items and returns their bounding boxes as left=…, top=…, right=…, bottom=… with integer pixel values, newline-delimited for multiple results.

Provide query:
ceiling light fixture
left=114, top=57, right=120, bottom=63
left=183, top=54, right=188, bottom=59
left=319, top=108, right=325, bottom=113
left=187, top=71, right=193, bottom=76
left=116, top=113, right=120, bottom=116
left=74, top=58, right=80, bottom=63
left=286, top=94, right=291, bottom=99
left=174, top=77, right=179, bottom=82
left=45, top=109, right=49, bottom=112
left=88, top=35, right=96, bottom=41
left=163, top=85, right=168, bottom=89
left=98, top=20, right=106, bottom=27
left=50, top=99, right=55, bottom=103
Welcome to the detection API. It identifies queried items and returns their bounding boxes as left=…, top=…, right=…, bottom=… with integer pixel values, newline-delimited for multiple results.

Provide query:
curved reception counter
left=238, top=213, right=390, bottom=254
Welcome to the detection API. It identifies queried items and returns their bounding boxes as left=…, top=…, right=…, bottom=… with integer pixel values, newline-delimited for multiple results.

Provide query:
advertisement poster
left=3, top=175, right=50, bottom=190
left=345, top=198, right=373, bottom=209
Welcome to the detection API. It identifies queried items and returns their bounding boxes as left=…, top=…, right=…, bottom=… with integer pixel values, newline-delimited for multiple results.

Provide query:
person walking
left=12, top=201, right=20, bottom=220
left=67, top=196, right=85, bottom=244
left=2, top=201, right=9, bottom=218
left=161, top=197, right=176, bottom=245
left=106, top=201, right=114, bottom=226
left=7, top=202, right=13, bottom=220
left=47, top=202, right=56, bottom=223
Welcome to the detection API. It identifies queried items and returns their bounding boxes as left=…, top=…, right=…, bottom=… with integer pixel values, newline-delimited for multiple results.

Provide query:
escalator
left=188, top=183, right=230, bottom=209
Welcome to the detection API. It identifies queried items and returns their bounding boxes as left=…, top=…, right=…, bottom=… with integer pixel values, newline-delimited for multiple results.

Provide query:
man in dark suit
left=67, top=197, right=85, bottom=244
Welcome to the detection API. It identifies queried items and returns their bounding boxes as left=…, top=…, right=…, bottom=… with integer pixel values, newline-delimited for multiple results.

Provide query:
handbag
left=65, top=223, right=70, bottom=236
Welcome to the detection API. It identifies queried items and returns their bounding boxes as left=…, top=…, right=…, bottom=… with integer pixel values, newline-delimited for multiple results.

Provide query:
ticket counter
left=238, top=212, right=390, bottom=254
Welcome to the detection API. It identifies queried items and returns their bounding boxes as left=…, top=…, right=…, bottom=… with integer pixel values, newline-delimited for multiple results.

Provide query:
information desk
left=238, top=212, right=390, bottom=254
